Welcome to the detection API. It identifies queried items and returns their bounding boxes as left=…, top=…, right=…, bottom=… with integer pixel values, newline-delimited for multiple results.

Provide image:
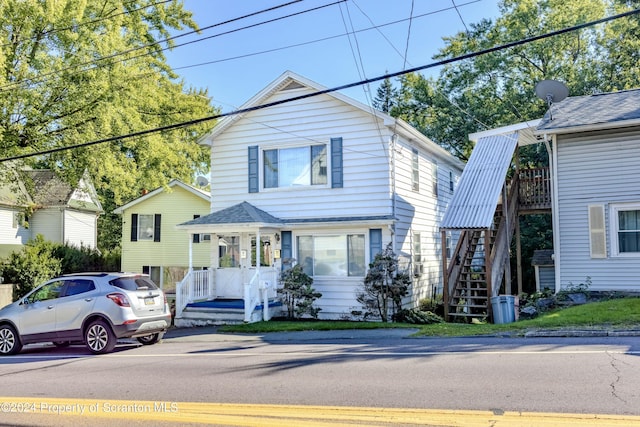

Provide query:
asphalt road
left=1, top=327, right=640, bottom=426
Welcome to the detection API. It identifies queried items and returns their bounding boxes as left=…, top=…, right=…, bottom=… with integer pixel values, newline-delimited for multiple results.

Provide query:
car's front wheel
left=0, top=324, right=22, bottom=356
left=137, top=333, right=162, bottom=345
left=85, top=320, right=116, bottom=354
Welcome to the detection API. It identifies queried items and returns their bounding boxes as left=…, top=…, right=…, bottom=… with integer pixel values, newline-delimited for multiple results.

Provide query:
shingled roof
left=182, top=202, right=284, bottom=226
left=537, top=89, right=640, bottom=133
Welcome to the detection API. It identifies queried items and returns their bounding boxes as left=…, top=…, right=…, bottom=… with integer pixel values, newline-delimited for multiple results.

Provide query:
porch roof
left=176, top=202, right=395, bottom=230
left=178, top=201, right=284, bottom=228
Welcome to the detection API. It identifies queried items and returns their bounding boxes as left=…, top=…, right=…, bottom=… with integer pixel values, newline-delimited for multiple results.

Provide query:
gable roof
left=113, top=179, right=210, bottom=214
left=4, top=169, right=102, bottom=213
left=199, top=70, right=464, bottom=170
left=537, top=89, right=640, bottom=134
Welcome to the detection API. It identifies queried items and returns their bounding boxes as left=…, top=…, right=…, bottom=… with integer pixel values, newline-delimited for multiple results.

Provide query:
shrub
left=357, top=243, right=410, bottom=322
left=1, top=235, right=122, bottom=300
left=278, top=264, right=322, bottom=319
left=393, top=308, right=444, bottom=324
left=2, top=235, right=62, bottom=299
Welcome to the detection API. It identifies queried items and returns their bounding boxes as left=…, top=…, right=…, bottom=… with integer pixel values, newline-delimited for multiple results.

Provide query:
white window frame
left=295, top=231, right=367, bottom=277
left=138, top=214, right=155, bottom=241
left=610, top=202, right=640, bottom=257
left=262, top=144, right=328, bottom=190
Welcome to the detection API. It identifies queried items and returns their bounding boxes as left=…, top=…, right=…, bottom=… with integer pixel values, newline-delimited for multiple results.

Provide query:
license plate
left=144, top=297, right=155, bottom=306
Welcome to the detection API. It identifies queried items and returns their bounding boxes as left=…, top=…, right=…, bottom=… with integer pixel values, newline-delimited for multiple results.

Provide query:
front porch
left=175, top=267, right=282, bottom=326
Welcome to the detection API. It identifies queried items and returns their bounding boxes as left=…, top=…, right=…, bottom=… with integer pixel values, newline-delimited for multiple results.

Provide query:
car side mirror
left=21, top=297, right=31, bottom=305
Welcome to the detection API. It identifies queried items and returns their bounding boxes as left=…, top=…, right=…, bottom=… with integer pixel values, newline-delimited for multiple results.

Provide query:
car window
left=31, top=282, right=64, bottom=302
left=63, top=279, right=96, bottom=297
left=110, top=276, right=158, bottom=291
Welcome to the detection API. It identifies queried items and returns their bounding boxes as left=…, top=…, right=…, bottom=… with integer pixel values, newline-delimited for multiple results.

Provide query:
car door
left=55, top=279, right=98, bottom=340
left=18, top=281, right=64, bottom=338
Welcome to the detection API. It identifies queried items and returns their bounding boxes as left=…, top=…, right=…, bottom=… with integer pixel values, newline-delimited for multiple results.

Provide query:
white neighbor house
left=0, top=168, right=102, bottom=258
left=175, top=71, right=464, bottom=324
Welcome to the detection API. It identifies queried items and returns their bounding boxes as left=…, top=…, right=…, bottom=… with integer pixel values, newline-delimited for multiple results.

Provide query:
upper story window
left=263, top=145, right=327, bottom=188
left=130, top=213, right=161, bottom=242
left=411, top=148, right=420, bottom=192
left=137, top=214, right=155, bottom=240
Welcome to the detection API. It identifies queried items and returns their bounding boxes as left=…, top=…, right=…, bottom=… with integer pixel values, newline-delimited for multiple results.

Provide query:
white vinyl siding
left=206, top=78, right=463, bottom=318
left=64, top=210, right=97, bottom=248
left=555, top=127, right=640, bottom=291
left=393, top=143, right=461, bottom=305
left=210, top=89, right=392, bottom=219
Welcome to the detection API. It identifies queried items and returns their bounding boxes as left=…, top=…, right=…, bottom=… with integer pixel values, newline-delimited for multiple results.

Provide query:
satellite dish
left=535, top=80, right=569, bottom=105
left=196, top=176, right=209, bottom=187
left=535, top=80, right=568, bottom=120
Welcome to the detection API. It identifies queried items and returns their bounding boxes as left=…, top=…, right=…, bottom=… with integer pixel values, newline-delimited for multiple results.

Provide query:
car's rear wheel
left=137, top=333, right=162, bottom=345
left=0, top=324, right=22, bottom=356
left=85, top=320, right=116, bottom=354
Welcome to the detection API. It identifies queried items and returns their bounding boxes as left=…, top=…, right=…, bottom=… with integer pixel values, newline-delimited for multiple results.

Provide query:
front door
left=217, top=235, right=243, bottom=298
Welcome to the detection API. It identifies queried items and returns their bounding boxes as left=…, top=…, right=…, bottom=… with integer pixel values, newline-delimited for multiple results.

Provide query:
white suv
left=0, top=272, right=171, bottom=355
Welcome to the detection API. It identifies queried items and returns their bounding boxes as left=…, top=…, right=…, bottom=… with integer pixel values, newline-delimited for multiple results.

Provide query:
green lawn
left=219, top=297, right=640, bottom=337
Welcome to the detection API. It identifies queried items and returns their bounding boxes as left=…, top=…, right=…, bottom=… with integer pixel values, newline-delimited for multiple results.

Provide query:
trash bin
left=491, top=295, right=516, bottom=324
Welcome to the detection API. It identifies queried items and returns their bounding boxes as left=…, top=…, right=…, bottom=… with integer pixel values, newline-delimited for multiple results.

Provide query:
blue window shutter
left=130, top=214, right=138, bottom=242
left=281, top=231, right=292, bottom=270
left=331, top=137, right=343, bottom=188
left=248, top=146, right=259, bottom=193
left=154, top=214, right=161, bottom=242
left=369, top=229, right=382, bottom=258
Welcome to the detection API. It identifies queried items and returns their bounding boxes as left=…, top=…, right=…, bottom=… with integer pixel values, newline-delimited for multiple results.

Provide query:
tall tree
left=390, top=0, right=638, bottom=160
left=372, top=76, right=398, bottom=113
left=381, top=0, right=640, bottom=292
left=0, top=0, right=217, bottom=250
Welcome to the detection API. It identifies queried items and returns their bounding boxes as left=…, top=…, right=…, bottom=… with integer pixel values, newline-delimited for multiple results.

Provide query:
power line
left=0, top=0, right=324, bottom=91
left=1, top=8, right=638, bottom=164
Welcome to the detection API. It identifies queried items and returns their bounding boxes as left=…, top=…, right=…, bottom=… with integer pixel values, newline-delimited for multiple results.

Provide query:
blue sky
left=164, top=0, right=501, bottom=113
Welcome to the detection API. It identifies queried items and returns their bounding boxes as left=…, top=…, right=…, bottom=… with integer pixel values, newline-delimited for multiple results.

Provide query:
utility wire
left=1, top=8, right=638, bottom=164
left=0, top=0, right=173, bottom=48
left=0, top=0, right=328, bottom=91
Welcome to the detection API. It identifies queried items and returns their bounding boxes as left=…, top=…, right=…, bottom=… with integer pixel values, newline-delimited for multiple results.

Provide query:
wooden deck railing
left=518, top=167, right=551, bottom=211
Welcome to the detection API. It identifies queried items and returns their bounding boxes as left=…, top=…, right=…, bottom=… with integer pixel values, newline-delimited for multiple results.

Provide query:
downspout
left=544, top=134, right=561, bottom=294
left=391, top=133, right=398, bottom=254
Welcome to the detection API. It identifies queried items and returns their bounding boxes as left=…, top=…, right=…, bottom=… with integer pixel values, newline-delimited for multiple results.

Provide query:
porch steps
left=175, top=299, right=283, bottom=327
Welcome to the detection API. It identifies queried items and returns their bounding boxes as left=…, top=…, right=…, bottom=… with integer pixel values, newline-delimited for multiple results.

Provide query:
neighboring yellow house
left=113, top=179, right=211, bottom=292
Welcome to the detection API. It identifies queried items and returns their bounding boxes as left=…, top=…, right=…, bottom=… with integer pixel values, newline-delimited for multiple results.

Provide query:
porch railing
left=175, top=267, right=279, bottom=321
left=244, top=268, right=279, bottom=322
left=175, top=269, right=215, bottom=318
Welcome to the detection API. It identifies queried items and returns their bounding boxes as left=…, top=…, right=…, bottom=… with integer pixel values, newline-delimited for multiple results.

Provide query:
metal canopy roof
left=440, top=133, right=519, bottom=230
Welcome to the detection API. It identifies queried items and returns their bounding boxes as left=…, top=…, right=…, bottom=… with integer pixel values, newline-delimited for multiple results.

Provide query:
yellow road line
left=2, top=397, right=640, bottom=426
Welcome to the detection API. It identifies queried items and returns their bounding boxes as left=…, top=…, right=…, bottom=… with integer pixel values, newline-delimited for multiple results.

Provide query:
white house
left=175, top=71, right=464, bottom=324
left=0, top=168, right=102, bottom=258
